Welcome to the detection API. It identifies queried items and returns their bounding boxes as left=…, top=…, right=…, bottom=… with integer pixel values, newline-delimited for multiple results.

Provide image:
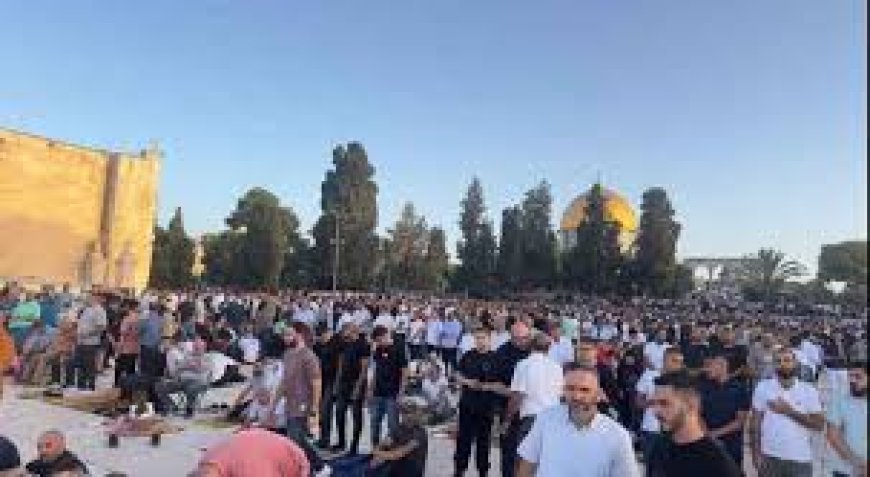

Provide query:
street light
left=329, top=210, right=343, bottom=292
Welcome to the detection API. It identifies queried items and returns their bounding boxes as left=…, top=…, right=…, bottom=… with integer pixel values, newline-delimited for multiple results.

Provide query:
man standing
left=647, top=370, right=743, bottom=477
left=698, top=354, right=750, bottom=468
left=545, top=321, right=573, bottom=367
left=750, top=348, right=825, bottom=477
left=516, top=365, right=639, bottom=477
left=681, top=327, right=709, bottom=373
left=368, top=325, right=409, bottom=448
left=69, top=293, right=106, bottom=390
left=502, top=333, right=563, bottom=476
left=636, top=347, right=684, bottom=462
left=454, top=328, right=497, bottom=477
left=268, top=322, right=330, bottom=477
left=826, top=360, right=867, bottom=477
left=332, top=322, right=371, bottom=455
left=488, top=321, right=532, bottom=477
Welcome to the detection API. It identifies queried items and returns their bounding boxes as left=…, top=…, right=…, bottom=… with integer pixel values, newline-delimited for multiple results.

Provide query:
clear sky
left=1, top=0, right=865, bottom=272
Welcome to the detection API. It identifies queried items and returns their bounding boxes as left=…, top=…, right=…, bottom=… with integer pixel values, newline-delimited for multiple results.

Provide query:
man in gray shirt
left=68, top=294, right=107, bottom=390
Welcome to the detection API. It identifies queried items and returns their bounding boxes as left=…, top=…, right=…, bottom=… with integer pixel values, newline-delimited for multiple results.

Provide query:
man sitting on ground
left=25, top=430, right=88, bottom=477
left=155, top=338, right=212, bottom=418
left=368, top=396, right=429, bottom=477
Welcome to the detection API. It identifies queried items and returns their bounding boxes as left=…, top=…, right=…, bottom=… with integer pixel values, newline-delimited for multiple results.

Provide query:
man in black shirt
left=368, top=325, right=408, bottom=448
left=710, top=327, right=748, bottom=381
left=681, top=327, right=710, bottom=372
left=313, top=325, right=340, bottom=450
left=454, top=327, right=497, bottom=477
left=487, top=322, right=532, bottom=477
left=332, top=322, right=370, bottom=454
left=647, top=370, right=743, bottom=477
left=699, top=354, right=750, bottom=467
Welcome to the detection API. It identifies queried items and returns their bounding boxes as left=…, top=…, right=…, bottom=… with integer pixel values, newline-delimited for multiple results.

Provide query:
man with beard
left=331, top=322, right=371, bottom=455
left=749, top=348, right=824, bottom=477
left=516, top=365, right=639, bottom=477
left=646, top=370, right=743, bottom=477
left=454, top=327, right=497, bottom=477
left=267, top=322, right=331, bottom=477
left=487, top=321, right=532, bottom=477
left=826, top=360, right=867, bottom=477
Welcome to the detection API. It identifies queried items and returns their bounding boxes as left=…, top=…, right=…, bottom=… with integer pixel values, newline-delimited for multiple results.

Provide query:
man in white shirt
left=501, top=332, right=564, bottom=476
left=643, top=329, right=670, bottom=371
left=292, top=301, right=317, bottom=329
left=517, top=364, right=640, bottom=477
left=545, top=321, right=574, bottom=367
left=826, top=360, right=868, bottom=477
left=750, top=348, right=824, bottom=477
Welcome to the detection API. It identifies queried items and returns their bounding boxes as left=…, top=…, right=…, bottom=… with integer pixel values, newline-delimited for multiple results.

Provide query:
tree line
left=148, top=141, right=867, bottom=306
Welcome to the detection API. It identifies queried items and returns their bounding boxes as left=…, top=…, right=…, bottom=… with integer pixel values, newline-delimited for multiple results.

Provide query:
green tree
left=818, top=240, right=867, bottom=308
left=226, top=187, right=301, bottom=289
left=454, top=177, right=497, bottom=296
left=520, top=181, right=557, bottom=289
left=149, top=207, right=195, bottom=289
left=424, top=227, right=449, bottom=292
left=282, top=237, right=315, bottom=289
left=563, top=183, right=622, bottom=294
left=497, top=205, right=524, bottom=291
left=739, top=248, right=807, bottom=305
left=201, top=230, right=244, bottom=286
left=632, top=187, right=681, bottom=296
left=386, top=203, right=430, bottom=290
left=312, top=143, right=379, bottom=290
left=818, top=240, right=867, bottom=285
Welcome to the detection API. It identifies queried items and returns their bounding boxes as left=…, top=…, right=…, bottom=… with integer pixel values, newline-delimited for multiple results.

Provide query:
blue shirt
left=828, top=393, right=868, bottom=464
left=139, top=311, right=163, bottom=348
left=439, top=319, right=462, bottom=348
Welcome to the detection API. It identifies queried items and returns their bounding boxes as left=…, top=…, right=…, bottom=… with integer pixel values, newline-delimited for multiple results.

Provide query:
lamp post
left=329, top=210, right=342, bottom=292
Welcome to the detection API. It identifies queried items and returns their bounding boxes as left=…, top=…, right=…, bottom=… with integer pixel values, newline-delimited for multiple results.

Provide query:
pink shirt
left=199, top=429, right=309, bottom=477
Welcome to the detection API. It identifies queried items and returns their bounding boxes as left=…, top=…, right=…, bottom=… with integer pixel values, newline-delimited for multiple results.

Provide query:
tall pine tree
left=633, top=187, right=681, bottom=296
left=497, top=205, right=524, bottom=291
left=455, top=177, right=497, bottom=296
left=386, top=202, right=429, bottom=290
left=312, top=142, right=379, bottom=290
left=424, top=227, right=450, bottom=292
left=149, top=207, right=195, bottom=289
left=520, top=180, right=557, bottom=289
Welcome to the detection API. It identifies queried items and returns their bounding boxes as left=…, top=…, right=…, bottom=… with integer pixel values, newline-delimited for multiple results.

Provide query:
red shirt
left=198, top=428, right=310, bottom=477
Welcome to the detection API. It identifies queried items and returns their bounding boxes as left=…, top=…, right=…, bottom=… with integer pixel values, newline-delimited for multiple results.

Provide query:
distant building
left=0, top=128, right=160, bottom=291
left=558, top=185, right=638, bottom=252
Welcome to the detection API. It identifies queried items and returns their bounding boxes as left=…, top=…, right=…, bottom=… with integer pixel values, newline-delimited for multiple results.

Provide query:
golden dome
left=560, top=187, right=638, bottom=232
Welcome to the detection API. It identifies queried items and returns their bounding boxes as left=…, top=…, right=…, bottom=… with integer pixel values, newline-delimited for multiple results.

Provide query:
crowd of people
left=0, top=283, right=867, bottom=477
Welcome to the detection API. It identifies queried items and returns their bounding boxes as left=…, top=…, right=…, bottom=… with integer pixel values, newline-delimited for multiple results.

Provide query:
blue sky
left=1, top=0, right=865, bottom=272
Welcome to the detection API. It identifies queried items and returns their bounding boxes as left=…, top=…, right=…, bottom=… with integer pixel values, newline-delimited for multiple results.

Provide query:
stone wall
left=0, top=128, right=159, bottom=291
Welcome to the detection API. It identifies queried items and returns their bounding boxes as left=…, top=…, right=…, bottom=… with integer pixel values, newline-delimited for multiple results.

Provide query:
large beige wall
left=0, top=128, right=159, bottom=290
